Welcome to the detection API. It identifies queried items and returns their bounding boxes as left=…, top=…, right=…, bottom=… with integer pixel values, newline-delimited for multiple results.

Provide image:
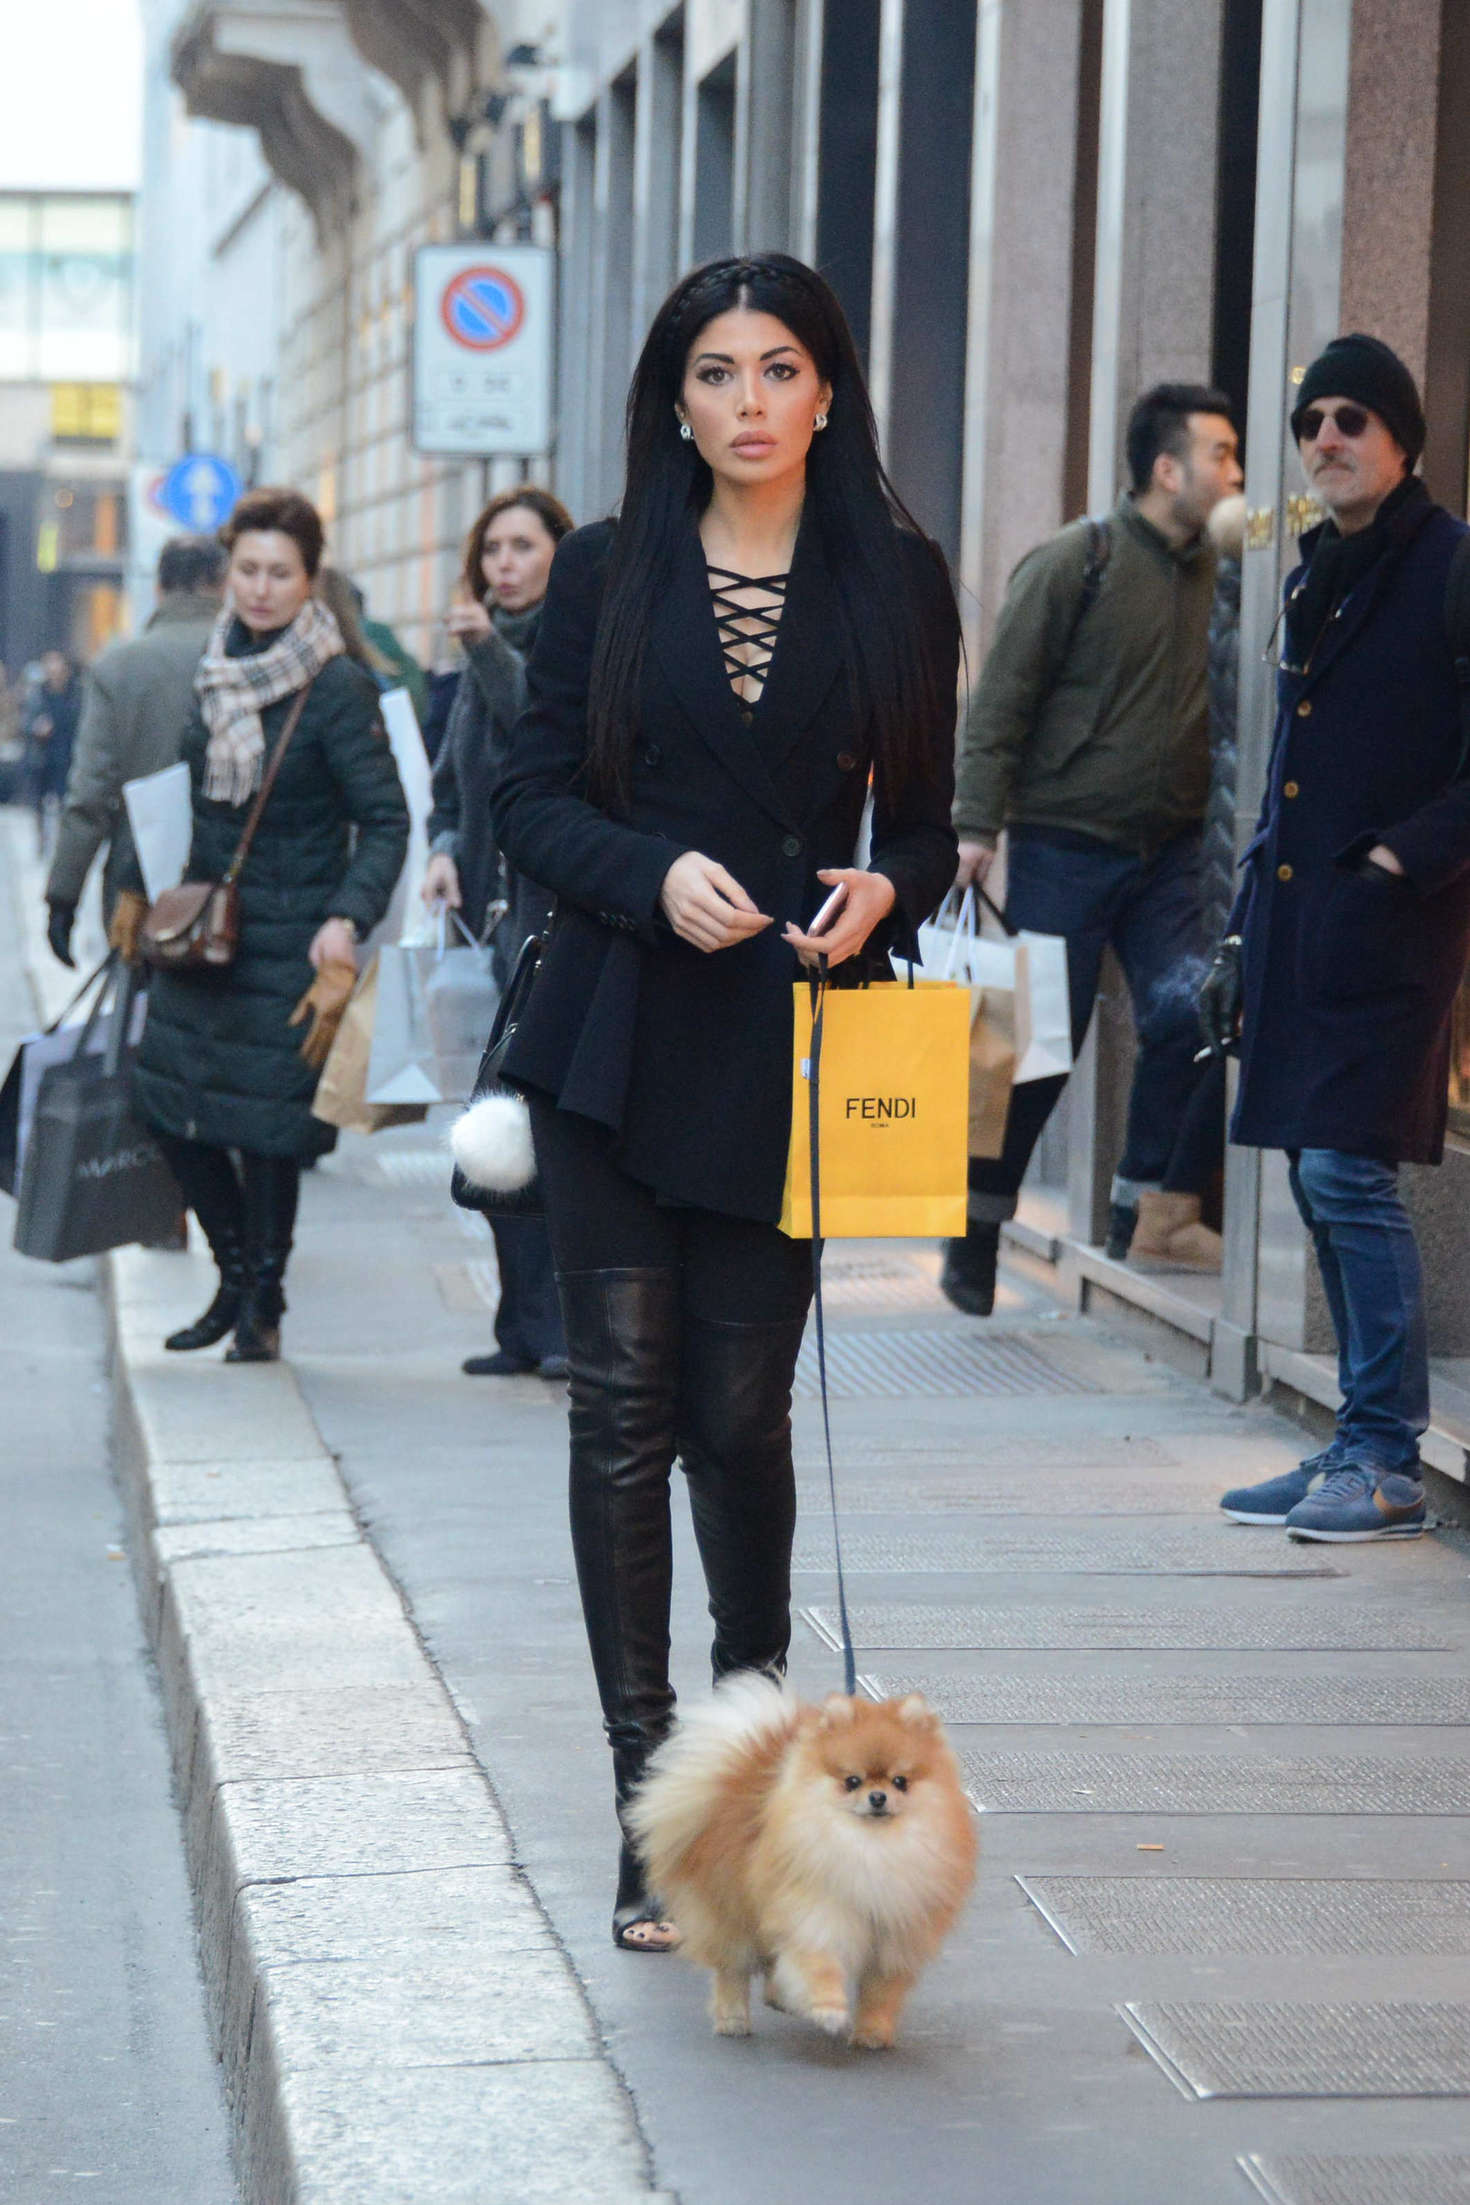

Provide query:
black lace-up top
left=706, top=564, right=790, bottom=720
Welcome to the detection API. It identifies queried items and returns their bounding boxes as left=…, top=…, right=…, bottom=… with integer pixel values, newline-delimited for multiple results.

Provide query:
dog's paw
left=850, top=2018, right=896, bottom=2050
left=811, top=2002, right=851, bottom=2038
left=710, top=1971, right=752, bottom=2037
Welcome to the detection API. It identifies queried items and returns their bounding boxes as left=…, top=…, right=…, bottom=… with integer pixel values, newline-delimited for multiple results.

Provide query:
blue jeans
left=967, top=826, right=1209, bottom=1219
left=1288, top=1149, right=1428, bottom=1474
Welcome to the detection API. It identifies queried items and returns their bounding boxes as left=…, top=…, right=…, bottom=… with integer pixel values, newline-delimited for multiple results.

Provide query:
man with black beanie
left=1200, top=334, right=1470, bottom=1541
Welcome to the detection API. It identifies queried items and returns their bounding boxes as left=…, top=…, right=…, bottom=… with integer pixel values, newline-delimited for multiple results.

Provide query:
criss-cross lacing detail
left=706, top=565, right=790, bottom=712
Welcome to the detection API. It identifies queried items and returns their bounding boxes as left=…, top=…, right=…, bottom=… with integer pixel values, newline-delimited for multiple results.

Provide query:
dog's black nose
left=868, top=1789, right=887, bottom=1810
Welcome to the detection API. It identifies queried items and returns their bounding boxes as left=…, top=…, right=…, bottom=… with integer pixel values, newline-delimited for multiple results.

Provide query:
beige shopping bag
left=967, top=983, right=1017, bottom=1159
left=311, top=953, right=429, bottom=1135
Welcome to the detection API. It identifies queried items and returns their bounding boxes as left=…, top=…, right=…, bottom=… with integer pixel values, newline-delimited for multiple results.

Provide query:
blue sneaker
left=1219, top=1445, right=1345, bottom=1525
left=1284, top=1463, right=1427, bottom=1542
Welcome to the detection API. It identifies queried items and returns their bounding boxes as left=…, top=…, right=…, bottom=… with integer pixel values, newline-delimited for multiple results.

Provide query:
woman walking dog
left=489, top=253, right=960, bottom=1950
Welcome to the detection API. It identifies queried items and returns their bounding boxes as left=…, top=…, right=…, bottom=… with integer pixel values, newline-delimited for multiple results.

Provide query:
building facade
left=135, top=0, right=1470, bottom=1464
left=0, top=189, right=136, bottom=668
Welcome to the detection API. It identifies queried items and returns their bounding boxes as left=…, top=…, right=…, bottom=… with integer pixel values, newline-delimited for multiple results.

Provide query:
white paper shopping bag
left=912, top=888, right=1071, bottom=1084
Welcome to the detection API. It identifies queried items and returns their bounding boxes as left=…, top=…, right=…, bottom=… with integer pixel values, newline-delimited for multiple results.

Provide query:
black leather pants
left=679, top=1310, right=808, bottom=1685
left=559, top=1266, right=682, bottom=1801
left=533, top=1100, right=813, bottom=1830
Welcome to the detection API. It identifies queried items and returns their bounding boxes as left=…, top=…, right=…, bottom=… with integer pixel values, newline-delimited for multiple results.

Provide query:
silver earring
left=814, top=412, right=828, bottom=431
left=679, top=421, right=692, bottom=441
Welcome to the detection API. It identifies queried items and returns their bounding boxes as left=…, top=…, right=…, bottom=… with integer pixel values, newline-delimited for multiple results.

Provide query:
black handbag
left=449, top=932, right=544, bottom=1217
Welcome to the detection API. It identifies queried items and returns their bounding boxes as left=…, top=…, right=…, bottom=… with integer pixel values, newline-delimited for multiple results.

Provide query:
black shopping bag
left=0, top=955, right=117, bottom=1197
left=13, top=961, right=182, bottom=1262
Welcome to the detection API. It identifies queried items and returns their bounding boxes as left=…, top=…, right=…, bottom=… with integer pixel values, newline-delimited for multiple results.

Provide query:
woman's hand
left=659, top=851, right=773, bottom=953
left=422, top=852, right=462, bottom=908
left=783, top=868, right=898, bottom=970
left=447, top=595, right=493, bottom=646
left=309, top=916, right=359, bottom=971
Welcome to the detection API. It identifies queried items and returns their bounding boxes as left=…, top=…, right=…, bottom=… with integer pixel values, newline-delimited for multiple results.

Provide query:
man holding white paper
left=44, top=538, right=226, bottom=964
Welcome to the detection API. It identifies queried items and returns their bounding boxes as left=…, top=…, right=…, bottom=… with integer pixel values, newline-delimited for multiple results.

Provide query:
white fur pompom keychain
left=449, top=1090, right=537, bottom=1193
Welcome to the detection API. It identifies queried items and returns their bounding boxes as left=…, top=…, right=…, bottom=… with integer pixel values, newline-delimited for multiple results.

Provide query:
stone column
left=1068, top=0, right=1226, bottom=1249
left=958, top=0, right=1090, bottom=670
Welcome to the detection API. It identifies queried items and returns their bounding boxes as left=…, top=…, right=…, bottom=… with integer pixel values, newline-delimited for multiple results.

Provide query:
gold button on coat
left=1297, top=699, right=1313, bottom=717
left=1277, top=863, right=1294, bottom=882
left=1284, top=780, right=1300, bottom=798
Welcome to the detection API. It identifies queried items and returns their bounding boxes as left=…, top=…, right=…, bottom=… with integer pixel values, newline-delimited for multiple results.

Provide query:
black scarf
left=1285, top=472, right=1429, bottom=670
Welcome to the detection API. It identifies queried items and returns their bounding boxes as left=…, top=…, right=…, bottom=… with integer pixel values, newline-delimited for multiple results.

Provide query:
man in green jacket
left=44, top=536, right=226, bottom=963
left=945, top=383, right=1241, bottom=1313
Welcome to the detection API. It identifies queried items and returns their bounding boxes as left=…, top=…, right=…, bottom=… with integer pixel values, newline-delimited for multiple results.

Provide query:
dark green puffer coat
left=133, top=638, right=409, bottom=1158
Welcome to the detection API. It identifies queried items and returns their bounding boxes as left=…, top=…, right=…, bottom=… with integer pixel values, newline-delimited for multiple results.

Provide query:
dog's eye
left=892, top=1774, right=909, bottom=1792
left=843, top=1774, right=862, bottom=1791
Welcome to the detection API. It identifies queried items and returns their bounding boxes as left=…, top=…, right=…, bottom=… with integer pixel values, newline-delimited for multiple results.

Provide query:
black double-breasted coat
left=1230, top=493, right=1470, bottom=1165
left=488, top=514, right=960, bottom=1222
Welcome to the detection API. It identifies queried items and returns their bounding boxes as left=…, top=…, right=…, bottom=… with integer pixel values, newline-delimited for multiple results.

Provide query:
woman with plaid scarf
left=126, top=488, right=408, bottom=1362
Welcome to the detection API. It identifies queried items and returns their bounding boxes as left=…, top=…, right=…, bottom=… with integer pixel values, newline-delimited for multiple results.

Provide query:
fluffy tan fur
left=627, top=1673, right=977, bottom=2046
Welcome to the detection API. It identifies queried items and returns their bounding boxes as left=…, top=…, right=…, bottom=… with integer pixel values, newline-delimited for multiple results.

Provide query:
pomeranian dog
left=627, top=1673, right=976, bottom=2047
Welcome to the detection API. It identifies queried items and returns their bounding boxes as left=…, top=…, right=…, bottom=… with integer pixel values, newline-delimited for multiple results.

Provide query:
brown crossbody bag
left=140, top=683, right=313, bottom=973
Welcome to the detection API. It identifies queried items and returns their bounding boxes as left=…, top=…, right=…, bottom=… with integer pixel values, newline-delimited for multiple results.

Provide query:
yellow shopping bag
left=778, top=977, right=971, bottom=1239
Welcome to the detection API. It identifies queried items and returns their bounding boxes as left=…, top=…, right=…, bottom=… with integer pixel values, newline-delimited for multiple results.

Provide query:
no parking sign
left=413, top=244, right=553, bottom=456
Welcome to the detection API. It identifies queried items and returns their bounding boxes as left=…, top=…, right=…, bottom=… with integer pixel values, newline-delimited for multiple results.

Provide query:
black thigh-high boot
left=557, top=1267, right=682, bottom=1947
left=227, top=1153, right=301, bottom=1363
left=678, top=1312, right=809, bottom=1685
left=152, top=1133, right=248, bottom=1351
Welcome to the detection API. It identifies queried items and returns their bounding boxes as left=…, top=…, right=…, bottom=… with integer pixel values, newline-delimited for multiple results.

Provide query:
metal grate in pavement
left=1240, top=2154, right=1470, bottom=2205
left=1120, top=1999, right=1470, bottom=2099
left=964, top=1750, right=1470, bottom=1815
left=866, top=1669, right=1470, bottom=1725
left=790, top=1527, right=1337, bottom=1575
left=791, top=1327, right=1092, bottom=1400
left=801, top=1602, right=1448, bottom=1652
left=794, top=1474, right=1216, bottom=1515
left=811, top=1257, right=946, bottom=1311
left=1017, top=1876, right=1470, bottom=1956
left=796, top=1434, right=1179, bottom=1470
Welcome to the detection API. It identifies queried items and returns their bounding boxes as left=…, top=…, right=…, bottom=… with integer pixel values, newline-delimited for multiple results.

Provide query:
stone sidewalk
left=283, top=1125, right=1470, bottom=2205
left=10, top=811, right=1470, bottom=2204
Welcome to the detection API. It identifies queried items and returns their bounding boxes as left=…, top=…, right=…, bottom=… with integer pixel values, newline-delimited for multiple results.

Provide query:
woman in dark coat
left=489, top=254, right=960, bottom=1951
left=129, top=487, right=408, bottom=1362
left=423, top=485, right=574, bottom=1380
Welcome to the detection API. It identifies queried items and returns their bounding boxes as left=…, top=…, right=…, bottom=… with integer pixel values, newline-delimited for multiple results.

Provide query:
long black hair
left=586, top=253, right=955, bottom=809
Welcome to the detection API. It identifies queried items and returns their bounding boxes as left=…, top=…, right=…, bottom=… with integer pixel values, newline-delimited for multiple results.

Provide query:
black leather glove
left=46, top=900, right=76, bottom=968
left=1197, top=934, right=1243, bottom=1059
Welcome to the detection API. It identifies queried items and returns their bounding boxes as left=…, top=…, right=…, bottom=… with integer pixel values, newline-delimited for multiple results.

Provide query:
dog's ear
left=896, top=1694, right=938, bottom=1729
left=818, top=1693, right=854, bottom=1729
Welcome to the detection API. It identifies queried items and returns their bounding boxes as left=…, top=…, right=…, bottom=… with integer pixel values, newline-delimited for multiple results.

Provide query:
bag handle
left=805, top=957, right=857, bottom=1696
left=938, top=886, right=979, bottom=978
left=42, top=951, right=114, bottom=1039
left=975, top=881, right=1020, bottom=939
left=103, top=960, right=142, bottom=1080
left=221, top=680, right=313, bottom=887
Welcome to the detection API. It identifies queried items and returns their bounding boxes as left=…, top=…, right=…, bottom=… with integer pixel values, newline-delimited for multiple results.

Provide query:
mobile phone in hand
left=808, top=883, right=849, bottom=935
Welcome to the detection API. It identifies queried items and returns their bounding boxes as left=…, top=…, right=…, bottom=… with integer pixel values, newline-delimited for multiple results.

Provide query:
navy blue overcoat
left=1230, top=494, right=1470, bottom=1165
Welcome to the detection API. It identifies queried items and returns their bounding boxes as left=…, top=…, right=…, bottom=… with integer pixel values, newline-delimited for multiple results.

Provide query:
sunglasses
left=1296, top=402, right=1372, bottom=442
